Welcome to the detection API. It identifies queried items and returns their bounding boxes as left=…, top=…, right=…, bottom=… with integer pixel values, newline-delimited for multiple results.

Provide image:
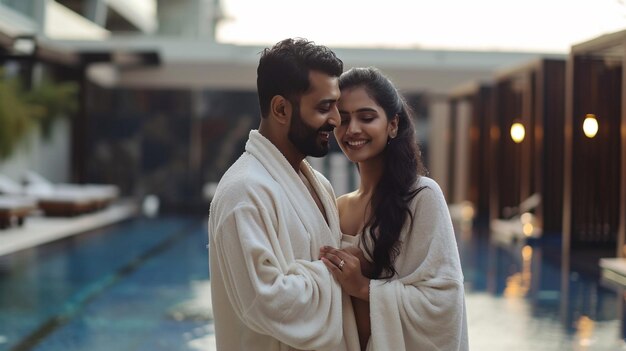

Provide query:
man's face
left=288, top=70, right=341, bottom=157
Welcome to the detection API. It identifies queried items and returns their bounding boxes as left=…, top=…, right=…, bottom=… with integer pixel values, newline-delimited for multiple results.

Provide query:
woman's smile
left=345, top=139, right=370, bottom=149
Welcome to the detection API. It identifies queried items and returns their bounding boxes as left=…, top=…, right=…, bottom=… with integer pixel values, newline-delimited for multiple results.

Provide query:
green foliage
left=26, top=78, right=78, bottom=138
left=0, top=77, right=41, bottom=159
left=0, top=71, right=78, bottom=159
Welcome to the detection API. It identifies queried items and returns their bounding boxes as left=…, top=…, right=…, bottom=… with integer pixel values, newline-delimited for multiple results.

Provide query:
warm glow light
left=522, top=223, right=534, bottom=237
left=521, top=245, right=533, bottom=260
left=510, top=122, right=525, bottom=143
left=583, top=114, right=598, bottom=138
left=575, top=316, right=595, bottom=347
left=504, top=244, right=532, bottom=298
left=461, top=202, right=475, bottom=221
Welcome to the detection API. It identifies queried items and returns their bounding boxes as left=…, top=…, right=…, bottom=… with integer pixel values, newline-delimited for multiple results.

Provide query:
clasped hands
left=319, top=245, right=371, bottom=301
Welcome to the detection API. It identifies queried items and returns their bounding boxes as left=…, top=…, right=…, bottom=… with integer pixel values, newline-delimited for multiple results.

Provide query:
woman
left=320, top=67, right=468, bottom=351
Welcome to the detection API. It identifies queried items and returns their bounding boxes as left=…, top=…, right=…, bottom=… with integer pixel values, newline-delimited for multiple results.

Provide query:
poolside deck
left=0, top=199, right=138, bottom=257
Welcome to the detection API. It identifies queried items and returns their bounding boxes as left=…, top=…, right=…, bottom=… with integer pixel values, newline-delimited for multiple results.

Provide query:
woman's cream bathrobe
left=343, top=176, right=468, bottom=351
left=209, top=130, right=360, bottom=351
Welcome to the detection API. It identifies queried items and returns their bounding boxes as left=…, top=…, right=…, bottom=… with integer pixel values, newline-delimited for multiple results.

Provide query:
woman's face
left=335, top=86, right=398, bottom=163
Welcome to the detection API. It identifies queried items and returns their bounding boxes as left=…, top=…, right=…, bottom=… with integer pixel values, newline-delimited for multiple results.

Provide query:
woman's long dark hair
left=339, top=67, right=427, bottom=279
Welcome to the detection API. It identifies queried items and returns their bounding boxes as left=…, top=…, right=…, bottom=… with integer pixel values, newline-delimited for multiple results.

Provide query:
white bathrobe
left=343, top=177, right=468, bottom=351
left=209, top=130, right=360, bottom=351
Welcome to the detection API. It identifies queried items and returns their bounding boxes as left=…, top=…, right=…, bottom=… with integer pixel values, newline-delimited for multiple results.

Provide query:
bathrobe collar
left=245, top=130, right=341, bottom=249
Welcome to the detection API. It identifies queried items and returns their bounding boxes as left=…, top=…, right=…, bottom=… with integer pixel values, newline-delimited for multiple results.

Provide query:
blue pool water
left=0, top=217, right=212, bottom=351
left=0, top=217, right=623, bottom=350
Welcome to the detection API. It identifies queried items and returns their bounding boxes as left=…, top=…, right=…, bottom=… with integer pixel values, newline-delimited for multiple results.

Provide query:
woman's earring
left=387, top=136, right=394, bottom=145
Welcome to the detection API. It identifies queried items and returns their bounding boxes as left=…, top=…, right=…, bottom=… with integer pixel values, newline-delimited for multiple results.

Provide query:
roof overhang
left=52, top=36, right=546, bottom=93
left=571, top=29, right=626, bottom=58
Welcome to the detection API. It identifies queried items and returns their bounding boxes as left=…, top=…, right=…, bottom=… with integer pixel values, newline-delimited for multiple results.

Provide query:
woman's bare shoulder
left=336, top=191, right=358, bottom=214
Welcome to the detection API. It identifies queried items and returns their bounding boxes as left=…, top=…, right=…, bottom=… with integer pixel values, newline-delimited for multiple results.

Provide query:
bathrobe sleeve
left=368, top=182, right=468, bottom=351
left=212, top=202, right=344, bottom=350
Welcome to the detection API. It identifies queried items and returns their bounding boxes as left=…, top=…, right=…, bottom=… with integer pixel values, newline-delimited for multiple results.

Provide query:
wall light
left=510, top=122, right=525, bottom=143
left=583, top=114, right=598, bottom=138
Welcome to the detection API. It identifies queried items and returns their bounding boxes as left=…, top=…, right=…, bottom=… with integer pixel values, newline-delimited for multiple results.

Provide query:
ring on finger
left=338, top=259, right=345, bottom=269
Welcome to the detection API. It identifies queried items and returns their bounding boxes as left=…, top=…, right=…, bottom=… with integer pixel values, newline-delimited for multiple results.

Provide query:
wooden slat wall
left=494, top=78, right=524, bottom=217
left=492, top=60, right=565, bottom=236
left=538, top=60, right=566, bottom=233
left=448, top=85, right=494, bottom=221
left=568, top=56, right=621, bottom=247
left=472, top=87, right=495, bottom=222
left=447, top=101, right=457, bottom=203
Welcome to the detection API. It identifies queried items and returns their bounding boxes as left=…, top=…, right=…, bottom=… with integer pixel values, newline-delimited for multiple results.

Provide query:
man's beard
left=288, top=104, right=333, bottom=157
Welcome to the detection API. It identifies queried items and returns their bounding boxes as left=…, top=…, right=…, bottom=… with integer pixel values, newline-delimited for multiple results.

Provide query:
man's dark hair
left=257, top=38, right=343, bottom=118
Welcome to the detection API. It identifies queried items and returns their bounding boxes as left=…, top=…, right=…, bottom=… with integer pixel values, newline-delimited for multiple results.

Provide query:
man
left=208, top=38, right=360, bottom=351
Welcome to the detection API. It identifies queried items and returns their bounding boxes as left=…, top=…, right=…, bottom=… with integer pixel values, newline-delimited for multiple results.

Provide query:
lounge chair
left=0, top=174, right=100, bottom=217
left=0, top=174, right=25, bottom=196
left=0, top=196, right=37, bottom=229
left=600, top=258, right=626, bottom=287
left=490, top=193, right=543, bottom=242
left=23, top=171, right=119, bottom=209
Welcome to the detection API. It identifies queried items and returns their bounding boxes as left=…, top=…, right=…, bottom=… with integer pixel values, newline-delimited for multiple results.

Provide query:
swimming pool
left=0, top=216, right=213, bottom=351
left=0, top=217, right=623, bottom=350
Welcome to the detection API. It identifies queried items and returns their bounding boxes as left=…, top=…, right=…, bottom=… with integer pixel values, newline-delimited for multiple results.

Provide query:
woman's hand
left=322, top=245, right=374, bottom=278
left=343, top=245, right=375, bottom=278
left=319, top=246, right=370, bottom=301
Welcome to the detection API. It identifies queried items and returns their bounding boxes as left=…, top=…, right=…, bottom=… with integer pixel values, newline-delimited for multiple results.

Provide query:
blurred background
left=1, top=0, right=626, bottom=350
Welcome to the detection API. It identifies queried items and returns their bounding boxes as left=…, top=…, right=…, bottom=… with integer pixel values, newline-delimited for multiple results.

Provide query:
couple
left=208, top=38, right=468, bottom=351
